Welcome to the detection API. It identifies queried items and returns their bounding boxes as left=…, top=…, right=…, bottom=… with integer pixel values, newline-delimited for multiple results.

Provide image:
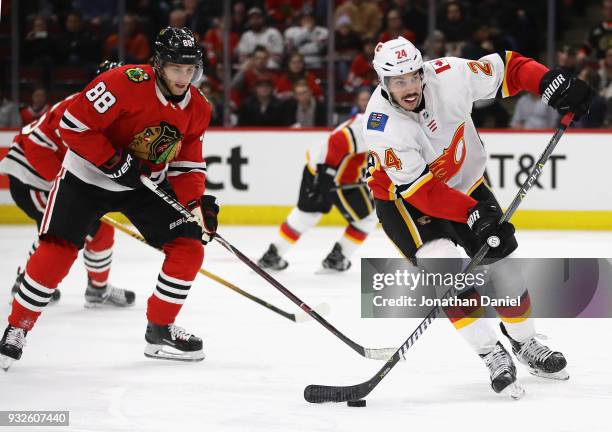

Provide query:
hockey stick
left=139, top=176, right=398, bottom=361
left=304, top=113, right=575, bottom=403
left=101, top=215, right=325, bottom=323
left=330, top=182, right=367, bottom=191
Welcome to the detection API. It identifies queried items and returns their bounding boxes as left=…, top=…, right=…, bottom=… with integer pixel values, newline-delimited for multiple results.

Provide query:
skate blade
left=84, top=301, right=134, bottom=309
left=501, top=382, right=525, bottom=400
left=0, top=354, right=15, bottom=371
left=528, top=368, right=569, bottom=381
left=144, top=344, right=205, bottom=362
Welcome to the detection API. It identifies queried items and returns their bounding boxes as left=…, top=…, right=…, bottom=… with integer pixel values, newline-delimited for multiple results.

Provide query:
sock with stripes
left=9, top=237, right=78, bottom=330
left=273, top=208, right=322, bottom=256
left=84, top=222, right=115, bottom=289
left=336, top=212, right=377, bottom=257
left=147, top=237, right=204, bottom=325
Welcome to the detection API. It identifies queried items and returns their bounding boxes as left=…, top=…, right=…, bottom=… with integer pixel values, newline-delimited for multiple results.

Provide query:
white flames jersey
left=364, top=54, right=508, bottom=201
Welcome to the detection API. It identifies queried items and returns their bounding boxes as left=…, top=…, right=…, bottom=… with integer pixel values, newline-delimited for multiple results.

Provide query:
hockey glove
left=539, top=69, right=594, bottom=119
left=99, top=149, right=149, bottom=189
left=187, top=195, right=219, bottom=244
left=467, top=201, right=516, bottom=259
left=313, top=164, right=337, bottom=196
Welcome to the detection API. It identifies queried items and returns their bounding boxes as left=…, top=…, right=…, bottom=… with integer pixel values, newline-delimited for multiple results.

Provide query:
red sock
left=84, top=222, right=114, bottom=288
left=147, top=238, right=203, bottom=325
left=9, top=237, right=78, bottom=330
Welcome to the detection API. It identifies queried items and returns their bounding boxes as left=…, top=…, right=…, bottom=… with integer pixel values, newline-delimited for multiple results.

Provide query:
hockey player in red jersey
left=364, top=37, right=594, bottom=397
left=0, top=61, right=135, bottom=308
left=0, top=27, right=217, bottom=369
left=258, top=109, right=377, bottom=272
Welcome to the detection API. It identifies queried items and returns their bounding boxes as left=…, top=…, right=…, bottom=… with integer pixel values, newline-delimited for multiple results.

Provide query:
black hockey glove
left=99, top=149, right=149, bottom=189
left=313, top=164, right=337, bottom=196
left=539, top=69, right=594, bottom=119
left=187, top=195, right=219, bottom=244
left=467, top=201, right=516, bottom=260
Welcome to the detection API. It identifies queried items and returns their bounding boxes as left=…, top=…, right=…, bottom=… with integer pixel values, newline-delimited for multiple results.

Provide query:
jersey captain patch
left=367, top=112, right=389, bottom=131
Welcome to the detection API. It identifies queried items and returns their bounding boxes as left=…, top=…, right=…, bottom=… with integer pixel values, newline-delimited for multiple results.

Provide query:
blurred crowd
left=0, top=0, right=611, bottom=129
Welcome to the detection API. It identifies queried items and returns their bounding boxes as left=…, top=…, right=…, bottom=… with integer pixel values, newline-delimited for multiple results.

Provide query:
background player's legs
left=259, top=166, right=327, bottom=270
left=82, top=221, right=135, bottom=308
left=123, top=189, right=205, bottom=361
left=323, top=187, right=376, bottom=271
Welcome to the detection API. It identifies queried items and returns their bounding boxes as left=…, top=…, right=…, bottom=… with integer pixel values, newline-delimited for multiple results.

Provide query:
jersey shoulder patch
left=367, top=112, right=389, bottom=132
left=124, top=67, right=151, bottom=83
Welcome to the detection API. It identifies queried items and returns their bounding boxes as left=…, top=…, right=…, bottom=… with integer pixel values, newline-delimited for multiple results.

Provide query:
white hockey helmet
left=372, top=36, right=423, bottom=93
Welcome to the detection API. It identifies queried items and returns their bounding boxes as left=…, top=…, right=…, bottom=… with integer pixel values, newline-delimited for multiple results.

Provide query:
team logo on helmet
left=129, top=122, right=183, bottom=163
left=125, top=67, right=150, bottom=83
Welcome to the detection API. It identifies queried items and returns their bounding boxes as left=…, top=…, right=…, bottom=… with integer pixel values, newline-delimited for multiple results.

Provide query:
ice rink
left=1, top=225, right=611, bottom=432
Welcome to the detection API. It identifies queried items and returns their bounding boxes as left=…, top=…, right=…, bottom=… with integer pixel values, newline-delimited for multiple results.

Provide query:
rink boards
left=0, top=128, right=610, bottom=229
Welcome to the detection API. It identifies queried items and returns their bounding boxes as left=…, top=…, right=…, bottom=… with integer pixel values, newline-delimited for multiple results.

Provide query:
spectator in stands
left=23, top=16, right=56, bottom=67
left=104, top=14, right=151, bottom=64
left=557, top=45, right=579, bottom=76
left=349, top=87, right=371, bottom=116
left=574, top=67, right=607, bottom=128
left=237, top=7, right=284, bottom=69
left=461, top=22, right=496, bottom=60
left=378, top=8, right=416, bottom=44
left=232, top=46, right=279, bottom=107
left=57, top=10, right=100, bottom=65
left=334, top=0, right=382, bottom=41
left=335, top=15, right=362, bottom=83
left=168, top=9, right=188, bottom=29
left=199, top=80, right=223, bottom=126
left=284, top=11, right=328, bottom=68
left=203, top=17, right=239, bottom=68
left=72, top=0, right=116, bottom=27
left=20, top=87, right=49, bottom=126
left=510, top=93, right=560, bottom=129
left=0, top=88, right=21, bottom=128
left=266, top=0, right=315, bottom=28
left=390, top=0, right=427, bottom=44
left=344, top=39, right=377, bottom=92
left=232, top=2, right=248, bottom=34
left=275, top=52, right=322, bottom=100
left=238, top=78, right=290, bottom=126
left=439, top=1, right=474, bottom=56
left=423, top=30, right=447, bottom=61
left=598, top=47, right=612, bottom=99
left=184, top=0, right=219, bottom=37
left=583, top=0, right=612, bottom=60
left=287, top=80, right=326, bottom=127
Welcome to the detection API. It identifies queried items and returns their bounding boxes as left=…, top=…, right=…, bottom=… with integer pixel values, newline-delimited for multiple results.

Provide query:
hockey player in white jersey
left=258, top=111, right=378, bottom=271
left=364, top=37, right=593, bottom=397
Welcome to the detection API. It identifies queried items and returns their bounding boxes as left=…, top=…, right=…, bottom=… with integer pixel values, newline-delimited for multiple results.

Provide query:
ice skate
left=321, top=242, right=351, bottom=272
left=0, top=325, right=27, bottom=371
left=84, top=281, right=135, bottom=308
left=480, top=341, right=525, bottom=400
left=10, top=268, right=60, bottom=305
left=258, top=244, right=289, bottom=271
left=500, top=322, right=569, bottom=380
left=144, top=322, right=205, bottom=362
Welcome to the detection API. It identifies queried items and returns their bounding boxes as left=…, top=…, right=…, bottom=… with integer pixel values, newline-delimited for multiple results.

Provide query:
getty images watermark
left=361, top=258, right=612, bottom=318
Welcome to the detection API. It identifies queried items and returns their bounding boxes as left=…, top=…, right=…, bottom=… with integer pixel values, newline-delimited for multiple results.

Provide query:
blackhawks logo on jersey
left=129, top=122, right=183, bottom=163
left=125, top=67, right=150, bottom=83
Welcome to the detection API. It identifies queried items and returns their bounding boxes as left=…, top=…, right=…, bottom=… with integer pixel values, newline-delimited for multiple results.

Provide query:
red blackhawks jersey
left=0, top=94, right=76, bottom=191
left=306, top=113, right=367, bottom=185
left=59, top=64, right=211, bottom=206
left=365, top=51, right=548, bottom=223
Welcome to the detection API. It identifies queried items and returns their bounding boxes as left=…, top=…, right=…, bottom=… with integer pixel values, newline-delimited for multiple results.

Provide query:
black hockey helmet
left=154, top=27, right=204, bottom=83
left=95, top=60, right=124, bottom=76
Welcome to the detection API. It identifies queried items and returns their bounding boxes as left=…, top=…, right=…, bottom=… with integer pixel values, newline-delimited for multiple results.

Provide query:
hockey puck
left=347, top=399, right=366, bottom=407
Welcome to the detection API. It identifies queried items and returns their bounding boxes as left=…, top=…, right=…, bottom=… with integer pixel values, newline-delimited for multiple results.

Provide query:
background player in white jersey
left=258, top=106, right=378, bottom=272
left=364, top=37, right=593, bottom=397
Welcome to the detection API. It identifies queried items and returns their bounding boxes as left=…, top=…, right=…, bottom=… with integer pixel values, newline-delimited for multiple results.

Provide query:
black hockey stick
left=139, top=176, right=398, bottom=361
left=304, top=112, right=575, bottom=403
left=101, top=215, right=323, bottom=323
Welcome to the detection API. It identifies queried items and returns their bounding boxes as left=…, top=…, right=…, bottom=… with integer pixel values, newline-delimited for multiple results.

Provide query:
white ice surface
left=1, top=226, right=611, bottom=432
